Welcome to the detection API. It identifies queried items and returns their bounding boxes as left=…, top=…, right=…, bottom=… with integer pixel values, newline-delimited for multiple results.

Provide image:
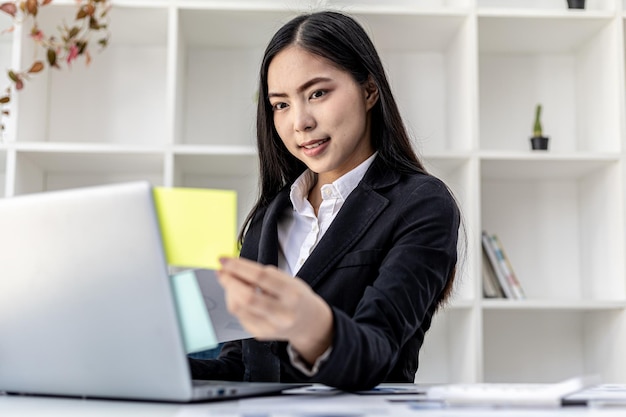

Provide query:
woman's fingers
left=217, top=266, right=302, bottom=338
left=219, top=257, right=290, bottom=296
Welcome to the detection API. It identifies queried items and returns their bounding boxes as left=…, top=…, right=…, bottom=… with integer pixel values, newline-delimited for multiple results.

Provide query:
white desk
left=1, top=392, right=626, bottom=417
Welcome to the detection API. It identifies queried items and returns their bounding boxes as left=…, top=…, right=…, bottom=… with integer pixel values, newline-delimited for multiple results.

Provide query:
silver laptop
left=0, top=182, right=301, bottom=402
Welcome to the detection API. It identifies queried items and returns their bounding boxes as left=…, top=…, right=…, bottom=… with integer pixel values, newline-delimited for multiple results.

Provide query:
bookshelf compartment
left=479, top=16, right=621, bottom=153
left=13, top=150, right=165, bottom=195
left=481, top=159, right=625, bottom=302
left=415, top=308, right=478, bottom=384
left=14, top=5, right=169, bottom=145
left=483, top=310, right=625, bottom=383
left=172, top=152, right=259, bottom=229
left=361, top=13, right=473, bottom=153
left=177, top=9, right=291, bottom=147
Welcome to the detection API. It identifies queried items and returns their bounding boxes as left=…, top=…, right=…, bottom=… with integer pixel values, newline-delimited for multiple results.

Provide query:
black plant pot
left=567, top=0, right=585, bottom=9
left=530, top=136, right=549, bottom=151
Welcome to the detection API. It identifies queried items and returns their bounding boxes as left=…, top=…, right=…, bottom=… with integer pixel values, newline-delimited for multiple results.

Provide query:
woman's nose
left=293, top=104, right=316, bottom=133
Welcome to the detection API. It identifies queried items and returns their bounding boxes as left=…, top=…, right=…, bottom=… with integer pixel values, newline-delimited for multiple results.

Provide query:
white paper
left=193, top=269, right=252, bottom=343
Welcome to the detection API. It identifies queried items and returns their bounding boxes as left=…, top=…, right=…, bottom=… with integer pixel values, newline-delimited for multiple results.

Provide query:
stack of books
left=481, top=230, right=525, bottom=299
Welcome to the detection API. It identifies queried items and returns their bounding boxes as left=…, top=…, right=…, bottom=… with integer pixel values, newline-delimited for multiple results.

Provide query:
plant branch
left=0, top=0, right=111, bottom=137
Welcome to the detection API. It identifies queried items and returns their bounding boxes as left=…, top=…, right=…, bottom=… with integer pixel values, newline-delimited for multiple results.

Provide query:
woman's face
left=267, top=46, right=378, bottom=183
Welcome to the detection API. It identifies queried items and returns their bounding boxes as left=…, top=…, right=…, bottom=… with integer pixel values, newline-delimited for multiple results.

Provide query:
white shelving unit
left=1, top=0, right=625, bottom=384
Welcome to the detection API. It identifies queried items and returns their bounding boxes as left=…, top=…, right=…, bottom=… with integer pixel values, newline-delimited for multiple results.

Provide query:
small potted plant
left=530, top=104, right=549, bottom=151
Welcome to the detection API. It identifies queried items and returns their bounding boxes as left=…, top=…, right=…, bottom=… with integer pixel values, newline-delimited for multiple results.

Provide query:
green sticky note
left=154, top=187, right=237, bottom=269
left=170, top=270, right=218, bottom=354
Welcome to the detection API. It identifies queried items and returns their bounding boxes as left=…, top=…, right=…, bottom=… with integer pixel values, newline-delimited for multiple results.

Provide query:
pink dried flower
left=30, top=28, right=44, bottom=42
left=66, top=44, right=79, bottom=65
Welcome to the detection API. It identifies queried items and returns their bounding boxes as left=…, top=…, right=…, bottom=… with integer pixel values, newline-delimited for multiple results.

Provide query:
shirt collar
left=289, top=152, right=378, bottom=213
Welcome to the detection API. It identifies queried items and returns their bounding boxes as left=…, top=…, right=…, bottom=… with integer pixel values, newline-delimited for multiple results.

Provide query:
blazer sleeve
left=284, top=178, right=460, bottom=390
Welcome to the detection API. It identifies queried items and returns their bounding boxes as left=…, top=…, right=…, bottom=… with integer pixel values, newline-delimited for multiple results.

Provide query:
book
left=491, top=234, right=525, bottom=300
left=481, top=230, right=515, bottom=299
left=482, top=249, right=504, bottom=298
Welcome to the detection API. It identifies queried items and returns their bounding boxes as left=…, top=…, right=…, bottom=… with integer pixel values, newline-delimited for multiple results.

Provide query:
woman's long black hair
left=240, top=10, right=462, bottom=307
left=241, top=10, right=427, bottom=242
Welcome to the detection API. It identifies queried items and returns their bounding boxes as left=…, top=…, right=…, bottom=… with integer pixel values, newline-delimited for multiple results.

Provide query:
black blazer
left=189, top=157, right=460, bottom=391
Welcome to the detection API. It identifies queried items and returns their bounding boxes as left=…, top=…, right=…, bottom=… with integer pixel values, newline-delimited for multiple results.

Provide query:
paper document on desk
left=154, top=187, right=238, bottom=270
left=170, top=268, right=251, bottom=352
left=194, top=268, right=252, bottom=343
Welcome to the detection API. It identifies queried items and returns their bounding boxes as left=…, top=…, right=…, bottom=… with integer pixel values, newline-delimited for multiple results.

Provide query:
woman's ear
left=364, top=76, right=379, bottom=111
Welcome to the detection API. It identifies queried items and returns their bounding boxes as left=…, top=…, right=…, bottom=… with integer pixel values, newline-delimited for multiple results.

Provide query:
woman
left=189, top=10, right=461, bottom=391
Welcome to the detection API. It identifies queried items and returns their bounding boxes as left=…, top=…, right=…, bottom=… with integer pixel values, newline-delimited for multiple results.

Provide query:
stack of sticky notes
left=153, top=187, right=238, bottom=270
left=153, top=186, right=238, bottom=353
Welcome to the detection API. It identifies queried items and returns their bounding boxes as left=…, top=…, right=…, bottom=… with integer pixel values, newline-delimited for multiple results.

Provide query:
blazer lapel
left=296, top=158, right=400, bottom=288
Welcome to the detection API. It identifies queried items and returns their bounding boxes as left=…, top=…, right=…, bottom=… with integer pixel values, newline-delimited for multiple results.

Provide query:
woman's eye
left=272, top=102, right=288, bottom=111
left=310, top=90, right=326, bottom=99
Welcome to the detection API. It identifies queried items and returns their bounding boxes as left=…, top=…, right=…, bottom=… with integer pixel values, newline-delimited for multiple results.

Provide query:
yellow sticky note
left=153, top=187, right=237, bottom=269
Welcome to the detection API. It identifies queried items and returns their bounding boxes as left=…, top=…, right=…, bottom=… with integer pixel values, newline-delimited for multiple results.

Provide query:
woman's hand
left=217, top=257, right=334, bottom=365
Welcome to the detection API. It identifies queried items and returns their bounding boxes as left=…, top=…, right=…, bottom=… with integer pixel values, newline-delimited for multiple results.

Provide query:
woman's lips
left=300, top=138, right=330, bottom=149
left=300, top=138, right=330, bottom=156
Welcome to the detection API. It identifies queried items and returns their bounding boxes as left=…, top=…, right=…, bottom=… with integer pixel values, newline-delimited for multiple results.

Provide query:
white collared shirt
left=277, top=152, right=377, bottom=276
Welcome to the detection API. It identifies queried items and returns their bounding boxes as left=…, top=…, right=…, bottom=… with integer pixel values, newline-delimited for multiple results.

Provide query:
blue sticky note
left=170, top=270, right=218, bottom=354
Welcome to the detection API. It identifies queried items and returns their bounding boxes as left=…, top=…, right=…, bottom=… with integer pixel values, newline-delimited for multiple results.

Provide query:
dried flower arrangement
left=0, top=0, right=111, bottom=136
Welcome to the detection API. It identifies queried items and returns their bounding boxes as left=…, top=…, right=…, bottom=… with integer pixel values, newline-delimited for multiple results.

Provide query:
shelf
left=13, top=149, right=165, bottom=195
left=480, top=154, right=620, bottom=180
left=482, top=299, right=626, bottom=310
left=477, top=0, right=615, bottom=14
left=478, top=9, right=614, bottom=19
left=483, top=309, right=623, bottom=383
